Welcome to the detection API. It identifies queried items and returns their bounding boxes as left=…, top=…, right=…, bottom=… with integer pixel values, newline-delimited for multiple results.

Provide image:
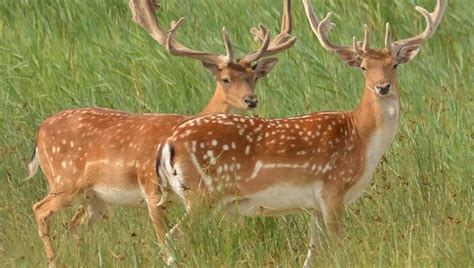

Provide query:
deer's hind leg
left=139, top=172, right=174, bottom=265
left=33, top=190, right=76, bottom=265
left=66, top=192, right=109, bottom=244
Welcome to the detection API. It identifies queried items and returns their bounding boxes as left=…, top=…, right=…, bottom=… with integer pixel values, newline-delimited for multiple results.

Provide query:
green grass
left=0, top=0, right=472, bottom=266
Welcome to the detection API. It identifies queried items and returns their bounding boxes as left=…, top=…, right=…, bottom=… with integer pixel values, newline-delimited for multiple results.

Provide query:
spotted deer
left=28, top=0, right=295, bottom=265
left=157, top=0, right=446, bottom=266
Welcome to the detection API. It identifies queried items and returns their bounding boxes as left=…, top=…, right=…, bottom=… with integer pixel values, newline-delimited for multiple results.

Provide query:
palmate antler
left=242, top=0, right=297, bottom=63
left=386, top=0, right=447, bottom=55
left=129, top=0, right=233, bottom=66
left=302, top=0, right=446, bottom=57
left=130, top=0, right=296, bottom=66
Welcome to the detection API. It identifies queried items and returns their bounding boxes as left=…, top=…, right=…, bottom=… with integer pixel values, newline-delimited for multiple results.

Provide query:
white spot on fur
left=321, top=163, right=332, bottom=173
left=210, top=157, right=217, bottom=165
left=248, top=161, right=310, bottom=181
left=296, top=151, right=307, bottom=156
left=245, top=145, right=251, bottom=155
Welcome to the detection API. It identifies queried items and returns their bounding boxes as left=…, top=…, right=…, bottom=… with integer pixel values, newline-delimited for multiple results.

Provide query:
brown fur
left=157, top=48, right=411, bottom=266
left=31, top=56, right=279, bottom=264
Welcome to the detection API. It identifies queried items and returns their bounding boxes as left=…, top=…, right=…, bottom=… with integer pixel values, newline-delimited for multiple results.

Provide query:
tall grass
left=0, top=0, right=472, bottom=267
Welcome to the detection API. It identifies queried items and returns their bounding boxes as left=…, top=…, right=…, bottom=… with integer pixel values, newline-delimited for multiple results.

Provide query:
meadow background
left=0, top=0, right=472, bottom=267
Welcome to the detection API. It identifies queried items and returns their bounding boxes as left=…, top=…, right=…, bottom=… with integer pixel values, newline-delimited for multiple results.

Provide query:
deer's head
left=303, top=0, right=446, bottom=99
left=130, top=0, right=296, bottom=112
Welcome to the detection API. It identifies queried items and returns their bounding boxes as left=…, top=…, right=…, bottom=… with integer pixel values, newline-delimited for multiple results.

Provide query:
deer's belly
left=92, top=186, right=146, bottom=206
left=229, top=181, right=323, bottom=217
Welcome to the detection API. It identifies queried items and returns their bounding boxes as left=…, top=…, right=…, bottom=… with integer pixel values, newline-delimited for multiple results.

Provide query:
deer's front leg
left=146, top=197, right=173, bottom=265
left=303, top=210, right=324, bottom=268
left=320, top=194, right=344, bottom=239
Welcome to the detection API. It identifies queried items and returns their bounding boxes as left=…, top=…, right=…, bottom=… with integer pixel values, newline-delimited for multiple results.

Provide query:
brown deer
left=156, top=0, right=446, bottom=266
left=28, top=0, right=295, bottom=265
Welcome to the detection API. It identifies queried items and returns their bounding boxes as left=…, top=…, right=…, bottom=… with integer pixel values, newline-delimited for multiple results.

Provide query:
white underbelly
left=92, top=186, right=146, bottom=206
left=228, top=181, right=323, bottom=216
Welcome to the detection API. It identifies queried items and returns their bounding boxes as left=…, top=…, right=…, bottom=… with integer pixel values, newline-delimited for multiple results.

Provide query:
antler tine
left=166, top=17, right=185, bottom=53
left=263, top=0, right=297, bottom=56
left=385, top=23, right=392, bottom=51
left=243, top=0, right=296, bottom=63
left=280, top=0, right=292, bottom=35
left=250, top=0, right=291, bottom=41
left=302, top=0, right=353, bottom=52
left=250, top=25, right=267, bottom=42
left=316, top=13, right=346, bottom=50
left=129, top=0, right=227, bottom=65
left=389, top=0, right=446, bottom=53
left=362, top=24, right=370, bottom=51
left=353, top=37, right=364, bottom=56
left=129, top=0, right=163, bottom=43
left=221, top=27, right=234, bottom=64
left=241, top=26, right=272, bottom=63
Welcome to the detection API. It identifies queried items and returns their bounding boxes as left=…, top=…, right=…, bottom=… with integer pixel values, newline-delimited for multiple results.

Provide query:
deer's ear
left=202, top=62, right=219, bottom=75
left=396, top=45, right=421, bottom=64
left=335, top=49, right=362, bottom=67
left=253, top=58, right=279, bottom=80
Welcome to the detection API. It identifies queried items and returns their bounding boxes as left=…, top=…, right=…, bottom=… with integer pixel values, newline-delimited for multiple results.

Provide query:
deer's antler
left=302, top=0, right=368, bottom=57
left=303, top=0, right=446, bottom=58
left=129, top=0, right=233, bottom=66
left=131, top=0, right=296, bottom=66
left=241, top=0, right=297, bottom=63
left=386, top=0, right=446, bottom=54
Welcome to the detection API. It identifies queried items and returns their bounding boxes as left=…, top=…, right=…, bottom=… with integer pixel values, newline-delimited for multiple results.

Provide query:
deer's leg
left=82, top=196, right=109, bottom=226
left=166, top=215, right=185, bottom=241
left=66, top=194, right=109, bottom=245
left=165, top=188, right=202, bottom=245
left=66, top=205, right=86, bottom=244
left=67, top=205, right=86, bottom=230
left=33, top=191, right=75, bottom=265
left=320, top=195, right=344, bottom=238
left=139, top=172, right=174, bottom=265
left=165, top=189, right=195, bottom=242
left=67, top=195, right=109, bottom=231
left=145, top=191, right=173, bottom=264
left=303, top=210, right=323, bottom=268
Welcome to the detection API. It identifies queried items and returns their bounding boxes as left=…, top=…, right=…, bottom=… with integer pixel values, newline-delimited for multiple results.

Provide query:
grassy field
left=1, top=0, right=472, bottom=267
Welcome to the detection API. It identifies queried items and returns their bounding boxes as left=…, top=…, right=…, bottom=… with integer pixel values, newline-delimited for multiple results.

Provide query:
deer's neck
left=350, top=88, right=400, bottom=140
left=198, top=86, right=241, bottom=116
left=344, top=86, right=400, bottom=204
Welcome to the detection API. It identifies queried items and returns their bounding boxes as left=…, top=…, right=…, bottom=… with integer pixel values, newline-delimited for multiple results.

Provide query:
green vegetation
left=1, top=0, right=471, bottom=266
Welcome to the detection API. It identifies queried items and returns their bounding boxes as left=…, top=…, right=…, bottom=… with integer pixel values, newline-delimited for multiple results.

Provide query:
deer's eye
left=222, top=78, right=231, bottom=85
left=393, top=64, right=399, bottom=69
left=361, top=67, right=367, bottom=72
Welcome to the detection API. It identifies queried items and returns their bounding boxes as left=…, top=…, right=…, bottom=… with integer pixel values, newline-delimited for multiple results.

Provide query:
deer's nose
left=243, top=95, right=258, bottom=108
left=375, top=83, right=391, bottom=95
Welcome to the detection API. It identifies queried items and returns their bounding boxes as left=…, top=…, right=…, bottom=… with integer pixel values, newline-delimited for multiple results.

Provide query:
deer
left=156, top=0, right=446, bottom=266
left=28, top=0, right=296, bottom=265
